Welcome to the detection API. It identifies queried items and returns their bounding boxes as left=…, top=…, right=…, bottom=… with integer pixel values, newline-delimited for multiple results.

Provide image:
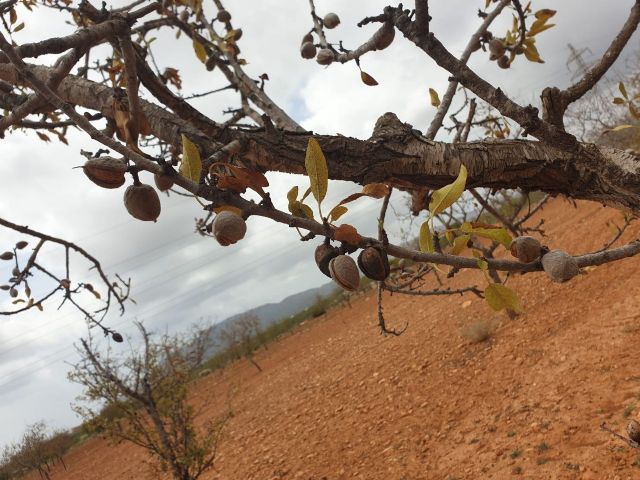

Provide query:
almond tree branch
left=541, top=0, right=640, bottom=128
left=563, top=0, right=640, bottom=105
left=0, top=216, right=128, bottom=317
left=118, top=32, right=143, bottom=142
left=0, top=47, right=84, bottom=135
left=391, top=8, right=578, bottom=150
left=470, top=188, right=519, bottom=236
left=425, top=0, right=510, bottom=138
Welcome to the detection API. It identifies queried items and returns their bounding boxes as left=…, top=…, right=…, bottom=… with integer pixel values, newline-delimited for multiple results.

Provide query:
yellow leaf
left=192, top=39, right=207, bottom=64
left=523, top=41, right=544, bottom=63
left=534, top=9, right=556, bottom=21
left=450, top=234, right=470, bottom=255
left=613, top=97, right=626, bottom=105
left=305, top=138, right=329, bottom=206
left=604, top=124, right=635, bottom=133
left=213, top=205, right=243, bottom=216
left=619, top=81, right=628, bottom=100
left=527, top=20, right=555, bottom=37
left=419, top=221, right=434, bottom=253
left=301, top=187, right=312, bottom=202
left=360, top=71, right=378, bottom=86
left=13, top=22, right=24, bottom=32
left=288, top=200, right=314, bottom=220
left=629, top=103, right=640, bottom=120
left=179, top=134, right=202, bottom=182
left=460, top=222, right=512, bottom=247
left=428, top=164, right=467, bottom=216
left=485, top=283, right=523, bottom=313
left=300, top=203, right=314, bottom=220
left=328, top=205, right=348, bottom=222
left=287, top=186, right=298, bottom=203
left=428, top=88, right=441, bottom=107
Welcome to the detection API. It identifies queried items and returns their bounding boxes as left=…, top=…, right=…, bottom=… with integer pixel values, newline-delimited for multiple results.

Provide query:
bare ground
left=34, top=199, right=640, bottom=480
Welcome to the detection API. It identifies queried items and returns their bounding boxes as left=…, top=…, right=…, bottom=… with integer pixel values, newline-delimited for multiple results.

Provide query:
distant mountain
left=221, top=281, right=339, bottom=330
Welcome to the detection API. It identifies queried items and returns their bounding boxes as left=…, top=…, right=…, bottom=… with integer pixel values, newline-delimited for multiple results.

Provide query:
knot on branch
left=540, top=87, right=566, bottom=131
left=370, top=112, right=411, bottom=142
left=521, top=105, right=541, bottom=137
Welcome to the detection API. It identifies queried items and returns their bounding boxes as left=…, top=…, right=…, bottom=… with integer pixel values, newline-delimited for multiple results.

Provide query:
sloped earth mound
left=33, top=199, right=640, bottom=480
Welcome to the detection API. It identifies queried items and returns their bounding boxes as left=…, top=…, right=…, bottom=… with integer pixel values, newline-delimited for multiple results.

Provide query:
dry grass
left=460, top=318, right=497, bottom=343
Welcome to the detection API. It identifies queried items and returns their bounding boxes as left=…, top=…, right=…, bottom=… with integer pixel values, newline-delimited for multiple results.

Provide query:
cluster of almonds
left=82, top=157, right=176, bottom=223
left=509, top=236, right=579, bottom=283
left=82, top=157, right=249, bottom=245
left=0, top=241, right=29, bottom=299
left=315, top=243, right=390, bottom=291
left=300, top=13, right=395, bottom=66
left=469, top=32, right=523, bottom=70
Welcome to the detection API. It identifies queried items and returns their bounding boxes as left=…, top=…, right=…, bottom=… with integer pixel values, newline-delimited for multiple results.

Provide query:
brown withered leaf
left=113, top=98, right=137, bottom=148
left=217, top=175, right=248, bottom=193
left=163, top=67, right=182, bottom=90
left=334, top=224, right=362, bottom=246
left=360, top=71, right=379, bottom=86
left=361, top=183, right=389, bottom=198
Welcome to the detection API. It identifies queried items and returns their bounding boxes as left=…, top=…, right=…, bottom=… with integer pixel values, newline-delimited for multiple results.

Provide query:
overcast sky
left=0, top=0, right=637, bottom=448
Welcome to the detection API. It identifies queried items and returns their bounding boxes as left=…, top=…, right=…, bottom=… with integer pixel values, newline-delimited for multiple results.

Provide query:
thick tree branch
left=392, top=8, right=579, bottom=151
left=541, top=0, right=640, bottom=128
left=2, top=61, right=639, bottom=210
left=563, top=0, right=640, bottom=105
left=425, top=0, right=510, bottom=138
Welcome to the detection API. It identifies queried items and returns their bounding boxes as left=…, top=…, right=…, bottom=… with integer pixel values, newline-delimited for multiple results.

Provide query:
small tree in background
left=68, top=322, right=227, bottom=480
left=219, top=313, right=264, bottom=372
left=0, top=421, right=72, bottom=480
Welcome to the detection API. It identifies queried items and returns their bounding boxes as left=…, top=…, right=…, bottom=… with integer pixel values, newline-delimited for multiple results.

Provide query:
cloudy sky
left=0, top=0, right=637, bottom=447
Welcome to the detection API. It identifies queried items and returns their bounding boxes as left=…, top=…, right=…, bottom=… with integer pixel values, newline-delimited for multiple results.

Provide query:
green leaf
left=13, top=22, right=24, bottom=32
left=450, top=234, right=470, bottom=255
left=428, top=164, right=467, bottom=216
left=460, top=222, right=512, bottom=248
left=192, top=39, right=207, bottom=64
left=613, top=97, right=626, bottom=105
left=619, top=81, right=628, bottom=100
left=179, top=134, right=202, bottom=182
left=419, top=221, right=434, bottom=253
left=304, top=138, right=329, bottom=207
left=485, top=283, right=523, bottom=313
left=428, top=88, right=440, bottom=107
left=328, top=205, right=348, bottom=222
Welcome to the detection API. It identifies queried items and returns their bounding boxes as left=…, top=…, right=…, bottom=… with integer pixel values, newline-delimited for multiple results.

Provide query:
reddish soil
left=34, top=198, right=640, bottom=480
